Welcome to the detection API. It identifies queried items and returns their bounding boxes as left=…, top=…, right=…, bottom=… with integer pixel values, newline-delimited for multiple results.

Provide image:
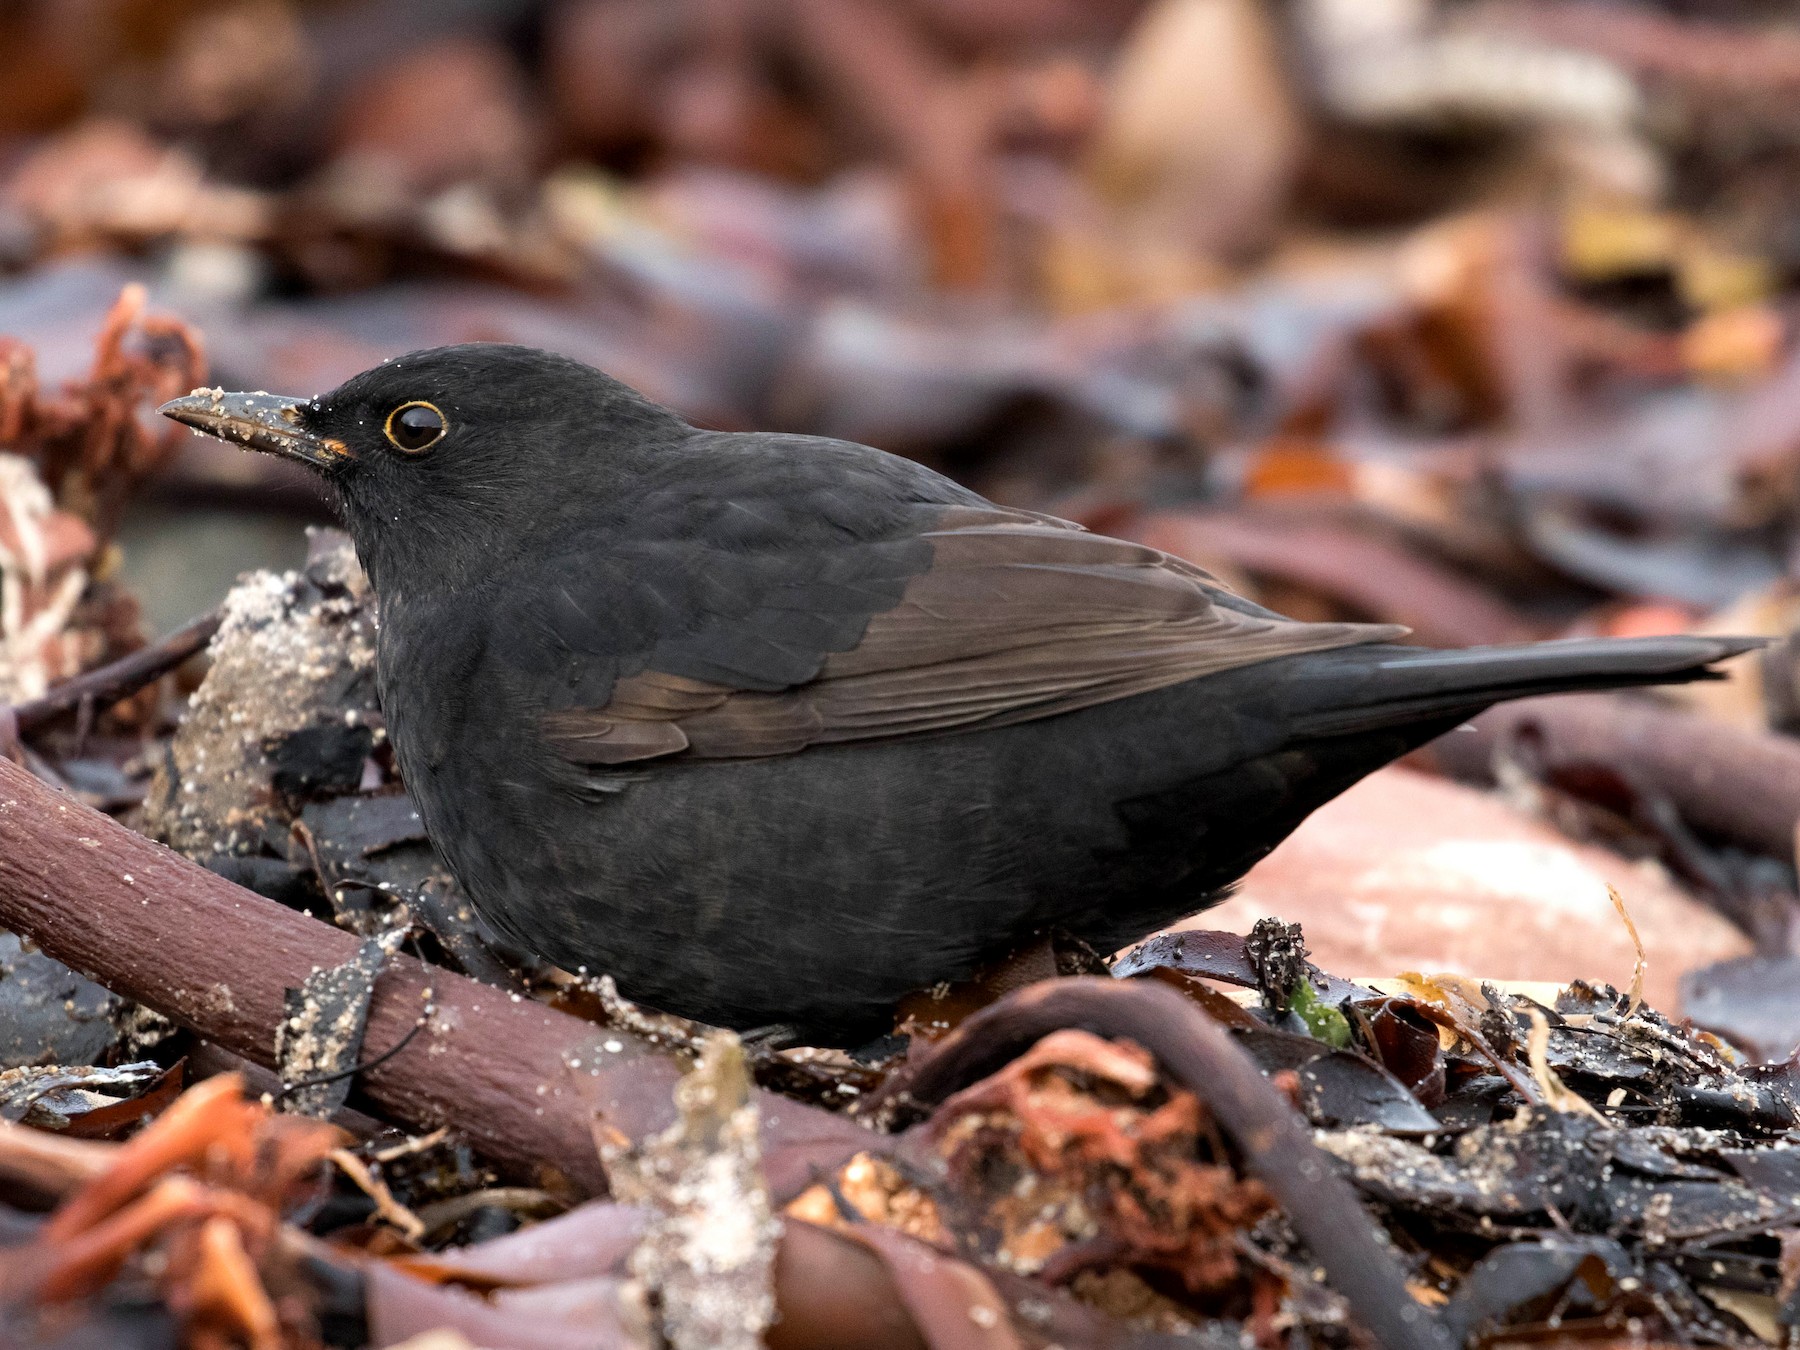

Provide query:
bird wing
left=528, top=443, right=1404, bottom=764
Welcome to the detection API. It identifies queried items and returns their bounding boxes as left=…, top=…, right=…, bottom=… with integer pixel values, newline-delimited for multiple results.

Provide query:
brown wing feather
left=542, top=507, right=1405, bottom=763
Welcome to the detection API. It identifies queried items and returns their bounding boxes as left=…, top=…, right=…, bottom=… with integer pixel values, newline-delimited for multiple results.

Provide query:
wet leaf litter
left=7, top=0, right=1800, bottom=1345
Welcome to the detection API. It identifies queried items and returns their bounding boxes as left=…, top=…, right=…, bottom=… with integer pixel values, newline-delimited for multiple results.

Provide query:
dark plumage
left=162, top=346, right=1758, bottom=1041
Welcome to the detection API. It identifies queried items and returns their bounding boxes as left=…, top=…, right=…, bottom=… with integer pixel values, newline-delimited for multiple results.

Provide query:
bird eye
left=384, top=401, right=446, bottom=452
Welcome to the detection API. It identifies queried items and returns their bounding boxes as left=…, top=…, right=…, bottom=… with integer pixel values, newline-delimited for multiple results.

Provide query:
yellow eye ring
left=385, top=401, right=447, bottom=452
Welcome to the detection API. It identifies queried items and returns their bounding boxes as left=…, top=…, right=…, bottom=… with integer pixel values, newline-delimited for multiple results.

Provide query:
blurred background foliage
left=1, top=0, right=1799, bottom=634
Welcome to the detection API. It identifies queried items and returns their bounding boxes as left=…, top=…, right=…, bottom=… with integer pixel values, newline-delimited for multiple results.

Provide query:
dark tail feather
left=1288, top=635, right=1765, bottom=738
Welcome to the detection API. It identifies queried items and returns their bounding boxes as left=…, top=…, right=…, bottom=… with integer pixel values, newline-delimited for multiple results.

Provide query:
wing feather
left=541, top=502, right=1403, bottom=764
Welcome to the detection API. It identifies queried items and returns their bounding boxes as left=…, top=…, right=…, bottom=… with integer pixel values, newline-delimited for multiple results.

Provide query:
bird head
left=160, top=343, right=686, bottom=595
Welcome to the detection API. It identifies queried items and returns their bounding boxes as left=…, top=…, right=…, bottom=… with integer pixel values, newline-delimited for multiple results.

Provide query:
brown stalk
left=0, top=758, right=873, bottom=1199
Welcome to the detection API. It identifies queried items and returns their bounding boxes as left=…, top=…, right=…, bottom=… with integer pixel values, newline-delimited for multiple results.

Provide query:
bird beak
left=158, top=389, right=349, bottom=469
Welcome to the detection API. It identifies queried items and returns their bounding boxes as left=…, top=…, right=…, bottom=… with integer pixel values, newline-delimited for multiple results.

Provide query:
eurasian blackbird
left=162, top=346, right=1756, bottom=1041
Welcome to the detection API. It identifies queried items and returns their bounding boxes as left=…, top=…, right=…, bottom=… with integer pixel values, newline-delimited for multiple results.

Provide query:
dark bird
left=162, top=347, right=1757, bottom=1042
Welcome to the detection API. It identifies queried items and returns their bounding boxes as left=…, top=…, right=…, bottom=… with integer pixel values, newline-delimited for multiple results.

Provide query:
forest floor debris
left=4, top=883, right=1799, bottom=1347
left=4, top=2, right=1800, bottom=1345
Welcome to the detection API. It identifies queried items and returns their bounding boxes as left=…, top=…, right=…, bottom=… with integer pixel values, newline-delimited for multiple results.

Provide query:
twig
left=369, top=1126, right=449, bottom=1164
left=329, top=1147, right=424, bottom=1242
left=1403, top=999, right=1545, bottom=1107
left=1525, top=1009, right=1609, bottom=1126
left=412, top=1186, right=562, bottom=1237
left=9, top=609, right=222, bottom=737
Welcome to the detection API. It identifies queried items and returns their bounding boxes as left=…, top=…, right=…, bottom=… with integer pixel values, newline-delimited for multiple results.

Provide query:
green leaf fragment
left=1288, top=978, right=1351, bottom=1048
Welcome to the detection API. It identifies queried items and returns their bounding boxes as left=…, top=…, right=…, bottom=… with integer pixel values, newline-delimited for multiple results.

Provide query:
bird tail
left=1284, top=634, right=1764, bottom=739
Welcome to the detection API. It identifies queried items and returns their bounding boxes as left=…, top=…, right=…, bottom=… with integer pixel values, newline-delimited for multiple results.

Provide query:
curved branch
left=0, top=759, right=871, bottom=1199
